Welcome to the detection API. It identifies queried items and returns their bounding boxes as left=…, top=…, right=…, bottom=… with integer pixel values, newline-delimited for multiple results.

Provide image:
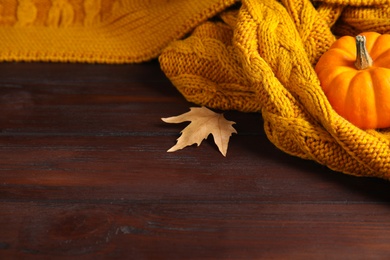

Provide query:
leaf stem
left=355, top=35, right=373, bottom=70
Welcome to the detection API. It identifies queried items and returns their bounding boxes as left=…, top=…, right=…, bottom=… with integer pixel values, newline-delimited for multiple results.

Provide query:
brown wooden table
left=0, top=61, right=390, bottom=259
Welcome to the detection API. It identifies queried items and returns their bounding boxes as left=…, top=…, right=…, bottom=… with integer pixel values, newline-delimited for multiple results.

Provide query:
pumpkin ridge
left=348, top=71, right=376, bottom=128
left=326, top=69, right=355, bottom=94
left=325, top=69, right=355, bottom=112
left=368, top=69, right=379, bottom=128
left=329, top=48, right=355, bottom=65
left=371, top=48, right=390, bottom=68
left=370, top=68, right=390, bottom=128
left=329, top=35, right=355, bottom=54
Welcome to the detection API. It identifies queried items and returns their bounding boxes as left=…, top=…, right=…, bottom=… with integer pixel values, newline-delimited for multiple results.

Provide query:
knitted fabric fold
left=0, top=0, right=236, bottom=63
left=159, top=0, right=390, bottom=178
left=2, top=0, right=390, bottom=178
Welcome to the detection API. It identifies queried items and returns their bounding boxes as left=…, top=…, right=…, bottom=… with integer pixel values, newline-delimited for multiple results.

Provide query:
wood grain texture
left=0, top=61, right=390, bottom=259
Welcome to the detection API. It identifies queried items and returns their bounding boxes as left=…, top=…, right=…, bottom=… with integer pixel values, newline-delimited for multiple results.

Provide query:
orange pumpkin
left=315, top=32, right=390, bottom=129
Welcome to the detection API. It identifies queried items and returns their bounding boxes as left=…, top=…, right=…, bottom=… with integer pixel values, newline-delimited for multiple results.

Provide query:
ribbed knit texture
left=3, top=0, right=390, bottom=178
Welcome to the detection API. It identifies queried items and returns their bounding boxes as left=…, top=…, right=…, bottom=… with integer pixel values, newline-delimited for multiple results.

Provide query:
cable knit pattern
left=47, top=0, right=75, bottom=27
left=16, top=0, right=38, bottom=26
left=2, top=0, right=390, bottom=178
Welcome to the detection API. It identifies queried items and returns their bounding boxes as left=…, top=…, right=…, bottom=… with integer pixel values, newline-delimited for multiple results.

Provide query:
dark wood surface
left=1, top=61, right=390, bottom=259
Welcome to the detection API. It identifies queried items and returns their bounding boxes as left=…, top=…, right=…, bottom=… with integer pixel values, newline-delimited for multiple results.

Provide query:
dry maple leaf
left=161, top=106, right=237, bottom=156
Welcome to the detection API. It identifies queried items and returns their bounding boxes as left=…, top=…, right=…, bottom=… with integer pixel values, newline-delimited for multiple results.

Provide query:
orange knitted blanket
left=2, top=0, right=390, bottom=179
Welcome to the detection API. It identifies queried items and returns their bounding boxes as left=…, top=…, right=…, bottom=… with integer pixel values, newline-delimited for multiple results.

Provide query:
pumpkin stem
left=355, top=35, right=373, bottom=70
